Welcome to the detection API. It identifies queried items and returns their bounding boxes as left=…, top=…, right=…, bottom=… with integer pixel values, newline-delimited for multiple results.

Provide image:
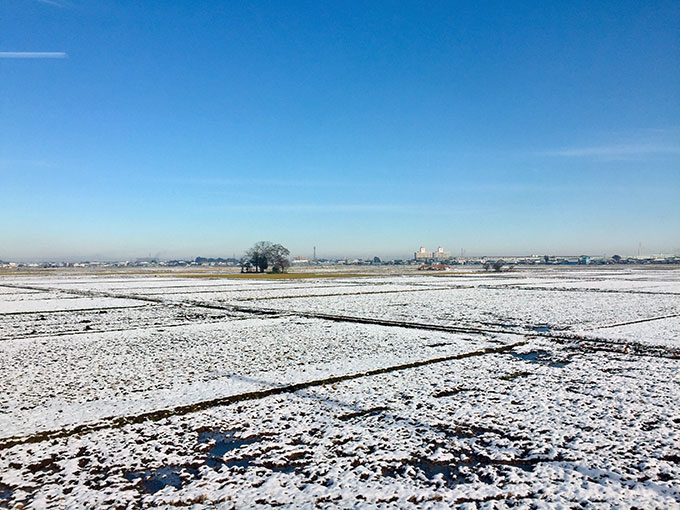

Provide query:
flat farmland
left=0, top=267, right=679, bottom=508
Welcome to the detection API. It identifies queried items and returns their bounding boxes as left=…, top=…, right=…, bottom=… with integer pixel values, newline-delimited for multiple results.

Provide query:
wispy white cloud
left=36, top=0, right=71, bottom=7
left=217, top=203, right=405, bottom=213
left=0, top=159, right=54, bottom=168
left=0, top=51, right=68, bottom=59
left=163, top=176, right=347, bottom=188
left=540, top=144, right=680, bottom=159
left=200, top=202, right=480, bottom=217
left=538, top=127, right=680, bottom=161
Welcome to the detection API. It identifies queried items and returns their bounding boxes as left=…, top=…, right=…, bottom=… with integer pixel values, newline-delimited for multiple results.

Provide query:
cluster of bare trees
left=241, top=241, right=290, bottom=273
left=484, top=259, right=507, bottom=272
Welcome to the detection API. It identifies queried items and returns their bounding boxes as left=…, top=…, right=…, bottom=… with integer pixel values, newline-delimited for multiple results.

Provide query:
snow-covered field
left=0, top=267, right=678, bottom=508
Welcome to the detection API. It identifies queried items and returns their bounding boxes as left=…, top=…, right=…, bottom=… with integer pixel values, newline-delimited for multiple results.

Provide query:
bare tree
left=244, top=241, right=291, bottom=273
left=240, top=256, right=254, bottom=273
left=246, top=241, right=271, bottom=273
left=270, top=243, right=291, bottom=273
left=272, top=244, right=290, bottom=273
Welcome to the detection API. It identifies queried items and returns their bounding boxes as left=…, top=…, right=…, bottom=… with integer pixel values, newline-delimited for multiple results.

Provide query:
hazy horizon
left=2, top=1, right=679, bottom=260
left=3, top=245, right=677, bottom=264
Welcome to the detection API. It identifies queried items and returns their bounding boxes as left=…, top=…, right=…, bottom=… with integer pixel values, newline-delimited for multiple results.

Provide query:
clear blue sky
left=1, top=0, right=679, bottom=260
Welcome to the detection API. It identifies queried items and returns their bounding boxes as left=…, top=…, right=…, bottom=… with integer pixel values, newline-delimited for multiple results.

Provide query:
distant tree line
left=241, top=241, right=291, bottom=273
left=194, top=256, right=239, bottom=264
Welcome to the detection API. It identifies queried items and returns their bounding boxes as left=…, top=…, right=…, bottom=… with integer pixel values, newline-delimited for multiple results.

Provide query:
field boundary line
left=587, top=313, right=680, bottom=330
left=3, top=283, right=677, bottom=358
left=0, top=305, right=150, bottom=316
left=0, top=342, right=525, bottom=450
left=0, top=317, right=255, bottom=342
left=234, top=286, right=458, bottom=301
left=477, top=284, right=680, bottom=296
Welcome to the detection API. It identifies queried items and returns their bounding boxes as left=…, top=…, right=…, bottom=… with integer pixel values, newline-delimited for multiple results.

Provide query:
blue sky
left=1, top=0, right=679, bottom=260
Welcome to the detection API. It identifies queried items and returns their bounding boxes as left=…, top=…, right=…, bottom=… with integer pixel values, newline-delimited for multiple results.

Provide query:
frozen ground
left=0, top=266, right=678, bottom=509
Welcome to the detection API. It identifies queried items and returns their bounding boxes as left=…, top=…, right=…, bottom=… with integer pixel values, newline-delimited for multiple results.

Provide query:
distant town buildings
left=414, top=246, right=451, bottom=262
left=414, top=247, right=432, bottom=261
left=1, top=253, right=679, bottom=270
